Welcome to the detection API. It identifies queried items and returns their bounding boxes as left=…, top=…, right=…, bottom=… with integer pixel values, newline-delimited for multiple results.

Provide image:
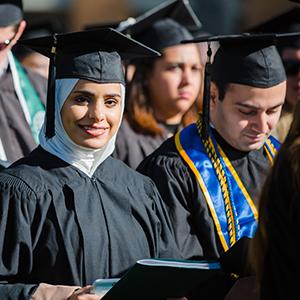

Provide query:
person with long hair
left=249, top=101, right=300, bottom=299
left=113, top=0, right=204, bottom=169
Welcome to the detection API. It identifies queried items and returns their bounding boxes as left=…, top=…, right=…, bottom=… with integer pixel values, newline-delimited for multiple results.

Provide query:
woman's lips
left=178, top=91, right=192, bottom=99
left=79, top=125, right=109, bottom=137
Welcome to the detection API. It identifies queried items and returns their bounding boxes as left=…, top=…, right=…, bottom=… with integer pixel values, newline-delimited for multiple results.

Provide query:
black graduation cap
left=85, top=0, right=202, bottom=52
left=14, top=19, right=63, bottom=60
left=19, top=28, right=160, bottom=138
left=0, top=0, right=23, bottom=27
left=248, top=7, right=300, bottom=50
left=181, top=32, right=293, bottom=139
left=125, top=0, right=202, bottom=51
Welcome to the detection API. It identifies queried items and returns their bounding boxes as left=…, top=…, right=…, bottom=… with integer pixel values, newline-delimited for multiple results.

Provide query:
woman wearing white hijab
left=0, top=29, right=182, bottom=300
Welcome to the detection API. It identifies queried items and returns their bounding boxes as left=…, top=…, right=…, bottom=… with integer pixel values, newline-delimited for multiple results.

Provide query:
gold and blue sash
left=175, top=123, right=280, bottom=251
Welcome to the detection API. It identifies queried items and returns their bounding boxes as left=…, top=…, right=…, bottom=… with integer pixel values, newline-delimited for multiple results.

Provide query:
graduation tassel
left=45, top=33, right=57, bottom=138
left=201, top=42, right=212, bottom=140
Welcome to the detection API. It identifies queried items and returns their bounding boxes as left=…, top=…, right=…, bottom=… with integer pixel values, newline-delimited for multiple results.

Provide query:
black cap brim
left=84, top=0, right=202, bottom=37
left=181, top=32, right=300, bottom=44
left=123, top=0, right=201, bottom=36
left=19, top=28, right=161, bottom=59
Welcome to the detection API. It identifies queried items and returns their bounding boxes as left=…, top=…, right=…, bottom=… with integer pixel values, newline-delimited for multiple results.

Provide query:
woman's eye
left=192, top=65, right=202, bottom=72
left=74, top=96, right=90, bottom=104
left=105, top=98, right=118, bottom=107
left=166, top=64, right=180, bottom=71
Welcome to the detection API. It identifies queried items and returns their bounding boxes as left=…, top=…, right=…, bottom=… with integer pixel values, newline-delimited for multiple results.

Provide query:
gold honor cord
left=217, top=145, right=258, bottom=222
left=197, top=120, right=237, bottom=246
left=264, top=138, right=276, bottom=165
left=196, top=120, right=278, bottom=243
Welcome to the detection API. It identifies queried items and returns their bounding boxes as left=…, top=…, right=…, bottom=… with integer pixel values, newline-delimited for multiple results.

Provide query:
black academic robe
left=137, top=130, right=273, bottom=299
left=0, top=65, right=47, bottom=163
left=138, top=129, right=271, bottom=261
left=0, top=146, right=180, bottom=299
left=113, top=118, right=178, bottom=169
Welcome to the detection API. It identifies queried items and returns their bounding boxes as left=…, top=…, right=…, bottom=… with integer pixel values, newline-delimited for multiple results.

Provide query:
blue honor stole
left=175, top=124, right=280, bottom=251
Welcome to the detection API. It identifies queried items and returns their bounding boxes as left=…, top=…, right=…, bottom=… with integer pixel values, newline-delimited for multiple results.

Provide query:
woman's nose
left=88, top=104, right=105, bottom=122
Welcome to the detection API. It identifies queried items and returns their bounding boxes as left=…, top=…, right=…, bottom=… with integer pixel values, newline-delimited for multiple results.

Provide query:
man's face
left=282, top=48, right=300, bottom=109
left=210, top=82, right=286, bottom=152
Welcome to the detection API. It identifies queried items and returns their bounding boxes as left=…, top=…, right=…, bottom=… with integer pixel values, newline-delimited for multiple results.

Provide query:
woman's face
left=61, top=80, right=122, bottom=149
left=147, top=43, right=202, bottom=124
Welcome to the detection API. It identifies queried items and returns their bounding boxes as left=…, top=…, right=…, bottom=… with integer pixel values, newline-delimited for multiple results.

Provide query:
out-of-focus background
left=23, top=0, right=296, bottom=34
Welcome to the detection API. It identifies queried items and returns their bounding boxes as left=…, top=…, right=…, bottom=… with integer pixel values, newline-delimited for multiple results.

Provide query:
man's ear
left=11, top=20, right=26, bottom=47
left=209, top=82, right=220, bottom=122
left=210, top=82, right=219, bottom=107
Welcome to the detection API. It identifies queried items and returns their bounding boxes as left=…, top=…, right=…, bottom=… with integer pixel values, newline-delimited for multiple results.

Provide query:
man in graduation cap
left=137, top=33, right=287, bottom=298
left=250, top=6, right=300, bottom=142
left=0, top=0, right=47, bottom=163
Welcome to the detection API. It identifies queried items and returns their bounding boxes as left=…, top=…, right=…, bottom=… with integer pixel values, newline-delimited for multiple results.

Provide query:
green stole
left=13, top=57, right=45, bottom=143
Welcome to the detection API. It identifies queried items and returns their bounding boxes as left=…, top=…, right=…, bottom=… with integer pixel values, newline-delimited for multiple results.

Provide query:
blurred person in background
left=0, top=0, right=47, bottom=164
left=112, top=0, right=204, bottom=169
left=13, top=20, right=63, bottom=79
left=250, top=6, right=300, bottom=142
left=249, top=101, right=300, bottom=300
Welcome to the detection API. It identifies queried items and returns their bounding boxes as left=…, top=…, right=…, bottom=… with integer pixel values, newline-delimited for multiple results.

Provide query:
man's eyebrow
left=235, top=101, right=284, bottom=110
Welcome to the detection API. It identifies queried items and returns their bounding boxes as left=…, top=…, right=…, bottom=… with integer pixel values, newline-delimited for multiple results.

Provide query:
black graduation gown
left=137, top=130, right=273, bottom=299
left=0, top=65, right=47, bottom=163
left=0, top=146, right=180, bottom=299
left=113, top=118, right=178, bottom=169
left=137, top=129, right=271, bottom=261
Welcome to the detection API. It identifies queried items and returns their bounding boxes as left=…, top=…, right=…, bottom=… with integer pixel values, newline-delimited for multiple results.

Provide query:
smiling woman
left=61, top=81, right=123, bottom=150
left=0, top=28, right=183, bottom=300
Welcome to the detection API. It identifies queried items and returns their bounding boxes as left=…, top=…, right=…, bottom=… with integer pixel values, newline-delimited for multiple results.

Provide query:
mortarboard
left=121, top=0, right=202, bottom=51
left=14, top=19, right=63, bottom=60
left=0, top=0, right=23, bottom=27
left=85, top=0, right=202, bottom=52
left=181, top=32, right=296, bottom=139
left=19, top=28, right=160, bottom=138
left=248, top=7, right=300, bottom=50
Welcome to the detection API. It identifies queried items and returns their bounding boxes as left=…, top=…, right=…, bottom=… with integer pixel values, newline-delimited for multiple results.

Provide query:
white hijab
left=39, top=78, right=125, bottom=177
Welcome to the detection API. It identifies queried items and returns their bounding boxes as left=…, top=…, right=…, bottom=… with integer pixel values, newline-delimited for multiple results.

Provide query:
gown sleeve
left=0, top=173, right=39, bottom=299
left=144, top=178, right=183, bottom=259
left=137, top=140, right=205, bottom=260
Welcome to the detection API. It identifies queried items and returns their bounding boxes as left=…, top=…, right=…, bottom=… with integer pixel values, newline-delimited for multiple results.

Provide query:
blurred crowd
left=0, top=0, right=300, bottom=299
